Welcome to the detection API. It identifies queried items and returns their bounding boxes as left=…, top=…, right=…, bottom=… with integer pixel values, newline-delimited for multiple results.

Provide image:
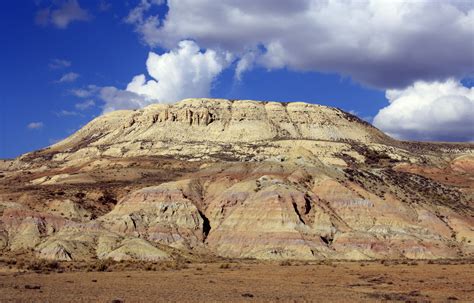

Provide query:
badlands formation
left=0, top=98, right=473, bottom=262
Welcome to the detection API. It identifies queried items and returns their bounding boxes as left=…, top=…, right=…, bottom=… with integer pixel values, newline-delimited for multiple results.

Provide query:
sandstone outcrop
left=25, top=99, right=394, bottom=165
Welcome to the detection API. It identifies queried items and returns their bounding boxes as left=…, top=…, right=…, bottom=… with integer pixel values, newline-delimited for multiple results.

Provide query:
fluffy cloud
left=235, top=51, right=258, bottom=81
left=373, top=79, right=474, bottom=142
left=27, top=122, right=44, bottom=130
left=56, top=72, right=79, bottom=83
left=127, top=0, right=474, bottom=89
left=125, top=0, right=164, bottom=25
left=99, top=86, right=154, bottom=113
left=35, top=0, right=90, bottom=29
left=83, top=40, right=229, bottom=112
left=126, top=40, right=230, bottom=103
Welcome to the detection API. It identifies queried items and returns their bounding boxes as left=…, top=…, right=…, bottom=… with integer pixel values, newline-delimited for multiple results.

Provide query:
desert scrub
left=18, top=259, right=62, bottom=273
left=219, top=263, right=231, bottom=269
left=279, top=260, right=292, bottom=266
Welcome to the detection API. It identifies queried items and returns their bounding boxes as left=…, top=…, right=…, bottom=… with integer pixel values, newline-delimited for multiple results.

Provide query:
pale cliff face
left=43, top=98, right=390, bottom=164
left=1, top=99, right=473, bottom=262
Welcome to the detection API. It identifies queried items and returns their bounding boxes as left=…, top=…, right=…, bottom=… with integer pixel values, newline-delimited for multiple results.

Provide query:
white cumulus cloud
left=99, top=86, right=154, bottom=113
left=235, top=51, right=258, bottom=81
left=96, top=40, right=230, bottom=112
left=373, top=79, right=474, bottom=142
left=126, top=40, right=230, bottom=103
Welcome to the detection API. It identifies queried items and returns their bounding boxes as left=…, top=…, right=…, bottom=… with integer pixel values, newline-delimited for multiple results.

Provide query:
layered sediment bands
left=29, top=99, right=393, bottom=164
left=206, top=164, right=472, bottom=260
left=62, top=99, right=388, bottom=143
left=0, top=99, right=473, bottom=261
left=99, top=180, right=206, bottom=250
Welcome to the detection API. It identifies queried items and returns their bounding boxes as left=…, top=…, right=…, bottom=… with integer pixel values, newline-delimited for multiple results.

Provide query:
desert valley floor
left=1, top=260, right=473, bottom=302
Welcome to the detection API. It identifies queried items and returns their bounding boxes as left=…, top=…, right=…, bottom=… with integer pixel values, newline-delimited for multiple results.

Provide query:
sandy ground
left=0, top=261, right=472, bottom=302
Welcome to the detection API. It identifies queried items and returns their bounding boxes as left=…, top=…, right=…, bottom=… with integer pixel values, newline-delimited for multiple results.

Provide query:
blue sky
left=0, top=1, right=473, bottom=158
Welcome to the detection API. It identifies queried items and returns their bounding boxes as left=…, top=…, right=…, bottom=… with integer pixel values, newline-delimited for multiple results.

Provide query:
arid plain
left=1, top=260, right=473, bottom=302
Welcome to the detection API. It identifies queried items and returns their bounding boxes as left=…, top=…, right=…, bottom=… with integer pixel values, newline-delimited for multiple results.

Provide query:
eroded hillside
left=0, top=99, right=473, bottom=262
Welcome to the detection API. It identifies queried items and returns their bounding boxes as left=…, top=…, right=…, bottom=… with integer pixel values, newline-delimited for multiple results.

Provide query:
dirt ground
left=0, top=261, right=472, bottom=302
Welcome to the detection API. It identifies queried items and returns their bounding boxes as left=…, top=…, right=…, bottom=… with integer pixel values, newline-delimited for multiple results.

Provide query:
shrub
left=279, top=260, right=292, bottom=266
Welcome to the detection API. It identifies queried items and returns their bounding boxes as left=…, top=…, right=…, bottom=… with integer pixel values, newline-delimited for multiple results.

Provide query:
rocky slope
left=22, top=98, right=393, bottom=164
left=0, top=98, right=473, bottom=262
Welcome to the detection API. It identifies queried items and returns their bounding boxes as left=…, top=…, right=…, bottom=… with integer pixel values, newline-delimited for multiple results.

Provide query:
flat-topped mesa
left=52, top=99, right=390, bottom=150
left=4, top=99, right=474, bottom=263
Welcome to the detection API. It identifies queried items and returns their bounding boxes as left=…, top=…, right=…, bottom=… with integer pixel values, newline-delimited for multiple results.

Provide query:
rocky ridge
left=27, top=98, right=392, bottom=164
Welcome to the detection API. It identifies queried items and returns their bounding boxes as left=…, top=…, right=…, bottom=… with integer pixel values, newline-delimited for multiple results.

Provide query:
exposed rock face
left=40, top=99, right=391, bottom=163
left=99, top=180, right=207, bottom=250
left=1, top=98, right=473, bottom=262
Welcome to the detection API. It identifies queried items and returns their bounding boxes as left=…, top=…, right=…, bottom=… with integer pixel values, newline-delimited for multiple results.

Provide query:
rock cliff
left=31, top=98, right=392, bottom=163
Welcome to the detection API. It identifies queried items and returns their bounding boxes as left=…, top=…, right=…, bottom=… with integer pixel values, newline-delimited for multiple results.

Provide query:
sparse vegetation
left=279, top=260, right=292, bottom=266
